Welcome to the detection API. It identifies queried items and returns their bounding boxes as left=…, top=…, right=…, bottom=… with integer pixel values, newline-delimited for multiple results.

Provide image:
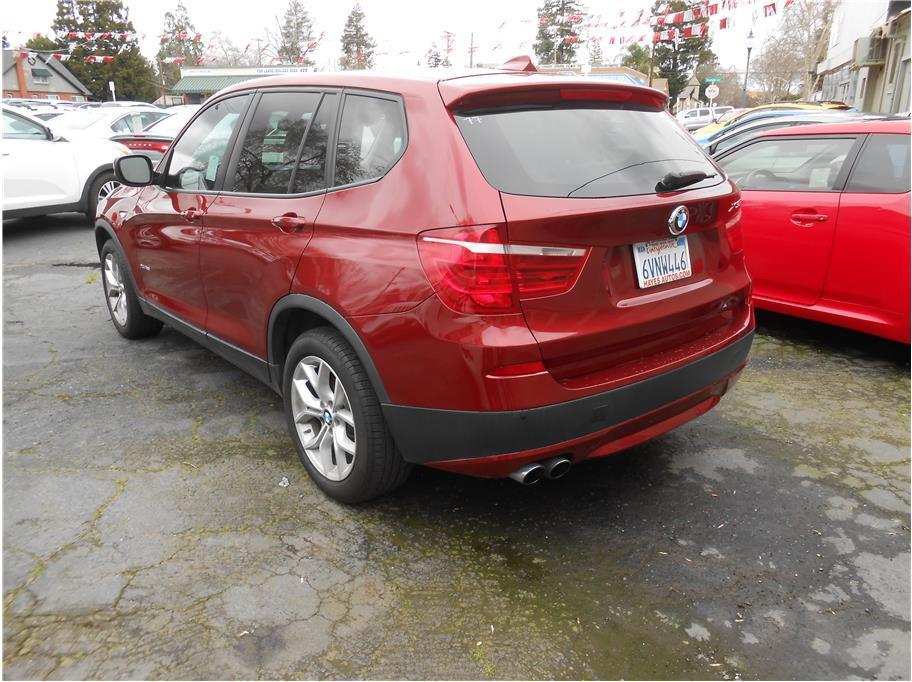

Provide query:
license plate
left=632, top=236, right=692, bottom=289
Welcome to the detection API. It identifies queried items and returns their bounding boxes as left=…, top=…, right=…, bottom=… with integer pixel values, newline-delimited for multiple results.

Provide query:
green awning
left=31, top=67, right=51, bottom=77
left=170, top=74, right=262, bottom=94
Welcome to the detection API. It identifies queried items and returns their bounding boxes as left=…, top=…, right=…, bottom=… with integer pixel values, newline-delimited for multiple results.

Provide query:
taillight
left=722, top=194, right=744, bottom=254
left=121, top=139, right=171, bottom=153
left=417, top=225, right=589, bottom=315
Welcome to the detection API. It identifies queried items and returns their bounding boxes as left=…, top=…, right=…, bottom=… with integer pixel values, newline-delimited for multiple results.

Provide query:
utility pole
left=255, top=38, right=264, bottom=66
left=469, top=32, right=474, bottom=68
left=648, top=42, right=654, bottom=87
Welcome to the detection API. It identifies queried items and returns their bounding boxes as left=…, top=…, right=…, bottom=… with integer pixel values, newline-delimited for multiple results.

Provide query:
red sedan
left=717, top=119, right=911, bottom=343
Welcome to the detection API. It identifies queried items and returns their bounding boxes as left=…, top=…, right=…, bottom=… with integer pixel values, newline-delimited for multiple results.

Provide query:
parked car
left=96, top=66, right=754, bottom=502
left=109, top=105, right=201, bottom=163
left=50, top=106, right=169, bottom=140
left=716, top=118, right=910, bottom=343
left=693, top=101, right=852, bottom=139
left=677, top=105, right=734, bottom=131
left=696, top=108, right=856, bottom=147
left=706, top=111, right=878, bottom=156
left=1, top=105, right=130, bottom=220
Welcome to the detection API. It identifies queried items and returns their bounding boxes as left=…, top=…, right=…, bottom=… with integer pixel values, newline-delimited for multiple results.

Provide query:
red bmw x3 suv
left=98, top=61, right=754, bottom=502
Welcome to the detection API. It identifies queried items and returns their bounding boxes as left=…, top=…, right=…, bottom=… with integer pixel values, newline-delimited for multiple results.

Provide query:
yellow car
left=693, top=101, right=850, bottom=138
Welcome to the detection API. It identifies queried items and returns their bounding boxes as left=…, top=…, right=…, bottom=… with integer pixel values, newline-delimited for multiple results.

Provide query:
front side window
left=230, top=91, right=320, bottom=194
left=718, top=137, right=856, bottom=191
left=165, top=95, right=249, bottom=191
left=1, top=111, right=47, bottom=139
left=334, top=94, right=406, bottom=187
left=845, top=134, right=910, bottom=194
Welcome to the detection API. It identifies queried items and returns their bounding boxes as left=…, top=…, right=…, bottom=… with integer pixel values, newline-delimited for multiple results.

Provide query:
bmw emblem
left=668, top=205, right=689, bottom=236
left=323, top=409, right=333, bottom=425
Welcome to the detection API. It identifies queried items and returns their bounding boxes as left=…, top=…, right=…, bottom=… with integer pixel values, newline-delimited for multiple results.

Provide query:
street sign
left=108, top=80, right=116, bottom=102
left=704, top=77, right=722, bottom=83
left=705, top=84, right=720, bottom=100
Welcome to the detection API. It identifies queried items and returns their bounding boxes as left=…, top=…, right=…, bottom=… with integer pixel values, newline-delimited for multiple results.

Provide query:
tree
left=155, top=1, right=202, bottom=88
left=25, top=35, right=59, bottom=51
left=272, top=0, right=315, bottom=65
left=50, top=0, right=157, bottom=102
left=533, top=0, right=584, bottom=65
left=774, top=0, right=834, bottom=98
left=650, top=0, right=717, bottom=103
left=620, top=43, right=651, bottom=75
left=339, top=3, right=376, bottom=70
left=749, top=38, right=804, bottom=103
left=426, top=44, right=442, bottom=68
left=588, top=37, right=603, bottom=66
left=203, top=31, right=256, bottom=67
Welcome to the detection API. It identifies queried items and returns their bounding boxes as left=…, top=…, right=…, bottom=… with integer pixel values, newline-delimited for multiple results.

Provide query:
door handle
left=790, top=212, right=829, bottom=225
left=271, top=214, right=309, bottom=232
left=181, top=208, right=202, bottom=221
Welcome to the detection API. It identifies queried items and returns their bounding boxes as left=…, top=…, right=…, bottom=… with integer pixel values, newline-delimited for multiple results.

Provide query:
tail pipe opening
left=543, top=456, right=572, bottom=480
left=509, top=462, right=546, bottom=486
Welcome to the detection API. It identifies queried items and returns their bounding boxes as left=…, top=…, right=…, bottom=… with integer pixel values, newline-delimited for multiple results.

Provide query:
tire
left=85, top=171, right=120, bottom=221
left=100, top=240, right=163, bottom=340
left=283, top=327, right=411, bottom=504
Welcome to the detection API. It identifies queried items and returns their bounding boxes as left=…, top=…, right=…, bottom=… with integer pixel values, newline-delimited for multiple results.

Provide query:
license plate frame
left=632, top=236, right=693, bottom=289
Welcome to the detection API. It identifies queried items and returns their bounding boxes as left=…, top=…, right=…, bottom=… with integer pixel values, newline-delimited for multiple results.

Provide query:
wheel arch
left=268, top=294, right=390, bottom=403
left=80, top=163, right=115, bottom=213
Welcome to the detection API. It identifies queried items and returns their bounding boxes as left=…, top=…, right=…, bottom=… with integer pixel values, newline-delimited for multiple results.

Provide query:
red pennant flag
left=763, top=3, right=777, bottom=17
left=719, top=17, right=729, bottom=29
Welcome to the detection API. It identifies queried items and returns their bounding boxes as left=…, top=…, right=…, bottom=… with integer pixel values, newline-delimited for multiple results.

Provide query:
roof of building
left=1, top=50, right=91, bottom=96
left=170, top=74, right=266, bottom=93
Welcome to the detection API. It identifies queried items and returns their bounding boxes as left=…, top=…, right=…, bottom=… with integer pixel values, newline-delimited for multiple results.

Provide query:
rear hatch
left=447, top=82, right=751, bottom=389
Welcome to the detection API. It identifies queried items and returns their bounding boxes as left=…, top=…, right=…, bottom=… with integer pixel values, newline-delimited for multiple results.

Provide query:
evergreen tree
left=533, top=0, right=583, bottom=65
left=25, top=35, right=59, bottom=52
left=588, top=38, right=603, bottom=65
left=273, top=0, right=315, bottom=65
left=156, top=1, right=202, bottom=87
left=49, top=0, right=157, bottom=101
left=339, top=3, right=376, bottom=70
left=426, top=45, right=442, bottom=68
left=650, top=0, right=716, bottom=103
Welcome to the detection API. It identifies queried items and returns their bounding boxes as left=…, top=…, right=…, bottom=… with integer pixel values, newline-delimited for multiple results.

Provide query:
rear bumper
left=382, top=329, right=753, bottom=475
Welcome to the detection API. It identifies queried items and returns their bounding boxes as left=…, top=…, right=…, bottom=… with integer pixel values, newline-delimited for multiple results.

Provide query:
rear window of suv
left=454, top=104, right=720, bottom=198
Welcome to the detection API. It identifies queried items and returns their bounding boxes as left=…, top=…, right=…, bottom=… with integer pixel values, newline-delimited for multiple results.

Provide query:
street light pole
left=741, top=29, right=755, bottom=107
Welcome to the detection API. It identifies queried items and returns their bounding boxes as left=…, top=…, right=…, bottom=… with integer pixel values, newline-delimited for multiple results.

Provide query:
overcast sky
left=4, top=0, right=785, bottom=72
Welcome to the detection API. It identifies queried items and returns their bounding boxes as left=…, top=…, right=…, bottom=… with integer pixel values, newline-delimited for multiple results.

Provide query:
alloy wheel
left=103, top=253, right=127, bottom=326
left=97, top=179, right=121, bottom=207
left=290, top=356, right=357, bottom=481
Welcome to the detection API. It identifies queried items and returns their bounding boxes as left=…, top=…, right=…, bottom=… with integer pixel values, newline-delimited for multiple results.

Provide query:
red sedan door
left=824, top=133, right=911, bottom=342
left=125, top=95, right=250, bottom=327
left=201, top=91, right=338, bottom=358
left=719, top=135, right=859, bottom=306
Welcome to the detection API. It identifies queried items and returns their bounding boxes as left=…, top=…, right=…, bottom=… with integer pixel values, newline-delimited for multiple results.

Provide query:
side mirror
left=115, top=155, right=154, bottom=186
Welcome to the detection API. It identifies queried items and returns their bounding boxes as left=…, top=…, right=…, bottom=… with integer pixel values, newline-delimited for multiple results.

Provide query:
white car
left=676, top=105, right=734, bottom=131
left=49, top=106, right=169, bottom=141
left=1, top=106, right=131, bottom=220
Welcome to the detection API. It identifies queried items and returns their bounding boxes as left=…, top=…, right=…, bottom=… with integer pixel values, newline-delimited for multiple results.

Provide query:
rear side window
left=292, top=94, right=337, bottom=194
left=333, top=94, right=406, bottom=187
left=719, top=137, right=856, bottom=191
left=845, top=134, right=910, bottom=194
left=454, top=105, right=720, bottom=198
left=230, top=91, right=320, bottom=194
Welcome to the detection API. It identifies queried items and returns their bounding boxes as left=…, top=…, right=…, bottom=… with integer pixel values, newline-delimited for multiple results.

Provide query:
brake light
left=417, top=225, right=589, bottom=315
left=121, top=139, right=171, bottom=153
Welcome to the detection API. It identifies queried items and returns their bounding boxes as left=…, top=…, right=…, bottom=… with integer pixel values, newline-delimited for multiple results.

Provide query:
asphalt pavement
left=3, top=214, right=910, bottom=680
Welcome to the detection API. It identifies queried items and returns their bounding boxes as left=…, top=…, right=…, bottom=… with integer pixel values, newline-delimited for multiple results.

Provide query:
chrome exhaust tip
left=509, top=462, right=546, bottom=486
left=543, top=456, right=572, bottom=480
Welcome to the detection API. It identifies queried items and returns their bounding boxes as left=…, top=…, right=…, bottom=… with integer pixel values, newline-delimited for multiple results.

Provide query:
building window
left=31, top=67, right=51, bottom=85
left=45, top=94, right=60, bottom=101
left=71, top=96, right=85, bottom=102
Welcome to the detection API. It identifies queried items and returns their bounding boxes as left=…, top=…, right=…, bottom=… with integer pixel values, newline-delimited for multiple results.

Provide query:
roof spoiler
left=499, top=55, right=537, bottom=73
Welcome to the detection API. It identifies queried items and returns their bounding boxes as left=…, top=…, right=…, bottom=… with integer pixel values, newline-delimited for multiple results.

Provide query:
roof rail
left=499, top=55, right=537, bottom=73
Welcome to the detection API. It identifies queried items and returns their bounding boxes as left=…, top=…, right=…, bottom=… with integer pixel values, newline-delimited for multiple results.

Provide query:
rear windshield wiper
left=655, top=170, right=717, bottom=193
